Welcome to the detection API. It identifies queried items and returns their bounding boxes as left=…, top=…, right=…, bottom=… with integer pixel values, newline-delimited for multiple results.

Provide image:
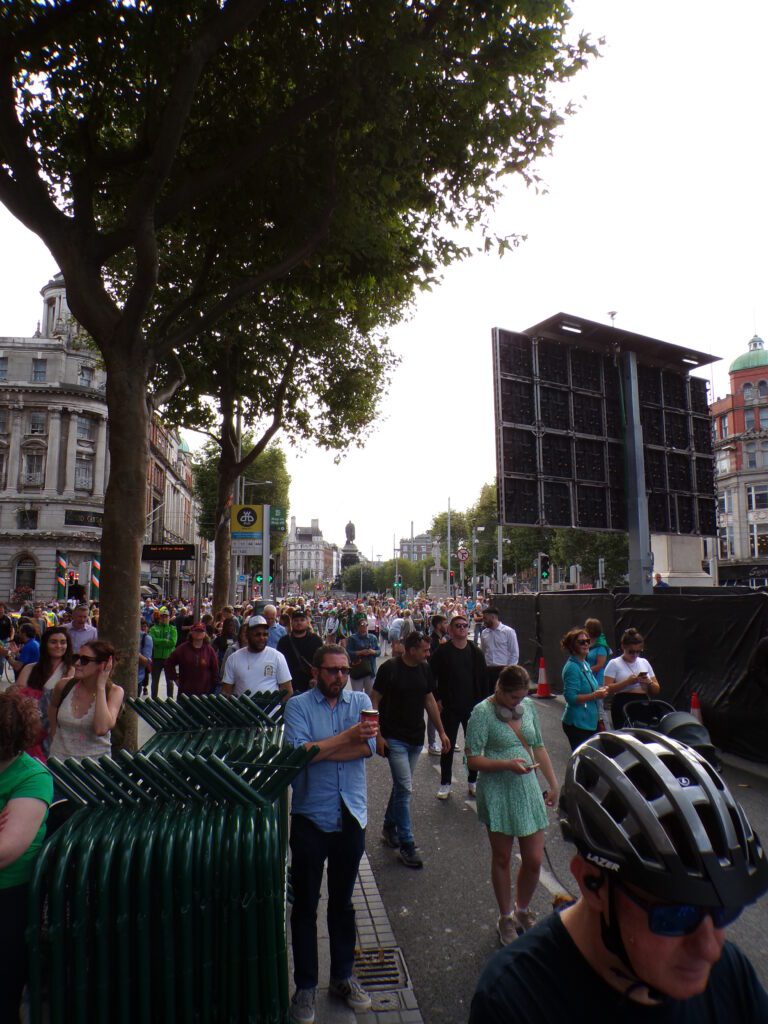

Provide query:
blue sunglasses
left=615, top=880, right=742, bottom=936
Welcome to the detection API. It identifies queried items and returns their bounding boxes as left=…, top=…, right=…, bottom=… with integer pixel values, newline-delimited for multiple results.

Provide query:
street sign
left=231, top=539, right=263, bottom=556
left=231, top=504, right=264, bottom=538
left=238, top=574, right=247, bottom=584
left=142, top=543, right=195, bottom=560
left=457, top=547, right=469, bottom=562
left=270, top=506, right=287, bottom=532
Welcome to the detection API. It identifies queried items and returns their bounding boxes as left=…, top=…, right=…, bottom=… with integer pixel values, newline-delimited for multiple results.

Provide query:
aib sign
left=231, top=504, right=263, bottom=538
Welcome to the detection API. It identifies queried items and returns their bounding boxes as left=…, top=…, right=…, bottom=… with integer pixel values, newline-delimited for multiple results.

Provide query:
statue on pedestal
left=432, top=539, right=441, bottom=568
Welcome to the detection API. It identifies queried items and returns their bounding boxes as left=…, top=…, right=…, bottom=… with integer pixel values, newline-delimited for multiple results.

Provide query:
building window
left=76, top=415, right=95, bottom=441
left=718, top=525, right=734, bottom=559
left=760, top=381, right=768, bottom=399
left=0, top=408, right=7, bottom=433
left=719, top=415, right=728, bottom=438
left=75, top=454, right=94, bottom=491
left=745, top=443, right=758, bottom=469
left=17, top=509, right=38, bottom=530
left=28, top=411, right=47, bottom=436
left=32, top=358, right=47, bottom=383
left=747, top=485, right=768, bottom=511
left=78, top=365, right=94, bottom=388
left=745, top=409, right=756, bottom=431
left=14, top=558, right=36, bottom=593
left=22, top=452, right=44, bottom=487
left=716, top=452, right=731, bottom=475
left=0, top=357, right=7, bottom=381
left=743, top=382, right=754, bottom=402
left=750, top=524, right=768, bottom=558
left=0, top=452, right=6, bottom=488
left=760, top=408, right=768, bottom=431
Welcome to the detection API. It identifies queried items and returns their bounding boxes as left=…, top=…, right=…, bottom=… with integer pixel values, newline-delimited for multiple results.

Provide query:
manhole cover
left=354, top=947, right=407, bottom=990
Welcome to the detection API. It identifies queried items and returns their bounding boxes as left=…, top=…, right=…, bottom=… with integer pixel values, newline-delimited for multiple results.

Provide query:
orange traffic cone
left=535, top=657, right=554, bottom=699
left=690, top=691, right=703, bottom=725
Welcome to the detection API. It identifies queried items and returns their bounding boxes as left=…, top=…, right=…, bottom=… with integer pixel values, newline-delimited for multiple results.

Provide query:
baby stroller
left=620, top=698, right=720, bottom=769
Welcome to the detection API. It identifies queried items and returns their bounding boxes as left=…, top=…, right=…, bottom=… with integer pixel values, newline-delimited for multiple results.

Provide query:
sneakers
left=399, top=844, right=424, bottom=869
left=497, top=914, right=517, bottom=945
left=514, top=907, right=537, bottom=932
left=290, top=987, right=316, bottom=1023
left=381, top=823, right=399, bottom=849
left=467, top=782, right=477, bottom=797
left=428, top=743, right=442, bottom=756
left=328, top=976, right=372, bottom=1011
left=436, top=784, right=451, bottom=800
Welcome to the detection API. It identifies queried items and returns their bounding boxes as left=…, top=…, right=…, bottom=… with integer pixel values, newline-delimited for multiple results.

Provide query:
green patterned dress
left=465, top=697, right=548, bottom=837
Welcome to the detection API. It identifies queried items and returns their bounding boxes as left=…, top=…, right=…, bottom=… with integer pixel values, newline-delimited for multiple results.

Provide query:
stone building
left=0, top=274, right=205, bottom=604
left=399, top=532, right=432, bottom=562
left=282, top=516, right=339, bottom=587
left=711, top=334, right=768, bottom=585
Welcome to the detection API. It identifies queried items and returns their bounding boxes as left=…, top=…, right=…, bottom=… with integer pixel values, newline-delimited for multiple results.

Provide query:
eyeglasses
left=615, top=880, right=742, bottom=936
left=625, top=648, right=643, bottom=655
left=575, top=639, right=590, bottom=645
left=452, top=622, right=469, bottom=628
left=74, top=654, right=101, bottom=665
left=320, top=665, right=351, bottom=676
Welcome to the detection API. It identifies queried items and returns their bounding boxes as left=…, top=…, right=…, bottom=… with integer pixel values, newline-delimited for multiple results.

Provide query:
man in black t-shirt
left=429, top=612, right=487, bottom=800
left=372, top=632, right=448, bottom=868
left=470, top=730, right=768, bottom=1023
left=0, top=602, right=14, bottom=645
left=277, top=609, right=323, bottom=695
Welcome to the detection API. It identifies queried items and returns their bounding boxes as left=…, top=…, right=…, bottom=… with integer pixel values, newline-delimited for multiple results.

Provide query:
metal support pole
left=496, top=525, right=503, bottom=593
left=447, top=498, right=452, bottom=597
left=471, top=528, right=477, bottom=599
left=622, top=351, right=653, bottom=594
left=262, top=504, right=271, bottom=603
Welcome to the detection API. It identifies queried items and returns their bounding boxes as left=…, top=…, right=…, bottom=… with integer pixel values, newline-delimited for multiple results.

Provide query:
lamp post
left=471, top=525, right=485, bottom=597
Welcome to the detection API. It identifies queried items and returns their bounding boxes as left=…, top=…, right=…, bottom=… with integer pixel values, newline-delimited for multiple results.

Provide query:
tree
left=341, top=563, right=376, bottom=595
left=0, top=3, right=596, bottom=746
left=550, top=529, right=628, bottom=588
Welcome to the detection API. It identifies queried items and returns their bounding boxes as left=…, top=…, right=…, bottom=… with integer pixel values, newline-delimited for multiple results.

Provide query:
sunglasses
left=74, top=654, right=102, bottom=665
left=320, top=666, right=351, bottom=676
left=615, top=880, right=742, bottom=936
left=575, top=638, right=590, bottom=645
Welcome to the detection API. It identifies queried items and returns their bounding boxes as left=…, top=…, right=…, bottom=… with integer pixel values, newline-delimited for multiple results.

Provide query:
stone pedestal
left=651, top=534, right=715, bottom=587
left=429, top=566, right=449, bottom=598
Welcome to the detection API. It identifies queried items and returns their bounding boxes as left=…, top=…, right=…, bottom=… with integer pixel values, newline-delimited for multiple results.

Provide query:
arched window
left=14, top=557, right=36, bottom=592
left=743, top=382, right=754, bottom=402
left=759, top=380, right=768, bottom=399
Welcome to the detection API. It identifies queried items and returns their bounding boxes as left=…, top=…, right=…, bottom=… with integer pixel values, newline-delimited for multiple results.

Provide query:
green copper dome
left=730, top=335, right=768, bottom=373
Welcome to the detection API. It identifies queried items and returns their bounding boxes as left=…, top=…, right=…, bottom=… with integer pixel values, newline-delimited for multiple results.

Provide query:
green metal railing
left=27, top=693, right=312, bottom=1024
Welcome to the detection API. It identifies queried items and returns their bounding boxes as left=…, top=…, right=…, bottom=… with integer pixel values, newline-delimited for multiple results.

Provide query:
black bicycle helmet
left=560, top=729, right=768, bottom=908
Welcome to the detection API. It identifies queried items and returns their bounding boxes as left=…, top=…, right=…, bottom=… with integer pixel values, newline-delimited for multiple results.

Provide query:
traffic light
left=268, top=557, right=275, bottom=583
left=539, top=553, right=551, bottom=582
left=67, top=570, right=76, bottom=585
left=393, top=575, right=403, bottom=589
left=255, top=573, right=264, bottom=584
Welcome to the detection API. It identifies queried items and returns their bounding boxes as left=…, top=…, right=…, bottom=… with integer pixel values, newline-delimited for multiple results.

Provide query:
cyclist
left=470, top=729, right=768, bottom=1021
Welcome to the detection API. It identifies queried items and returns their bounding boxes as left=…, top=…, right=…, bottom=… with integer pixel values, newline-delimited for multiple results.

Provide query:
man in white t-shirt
left=222, top=614, right=293, bottom=699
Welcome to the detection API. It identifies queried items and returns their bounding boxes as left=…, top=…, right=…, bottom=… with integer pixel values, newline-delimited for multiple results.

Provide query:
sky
left=1, top=1, right=767, bottom=563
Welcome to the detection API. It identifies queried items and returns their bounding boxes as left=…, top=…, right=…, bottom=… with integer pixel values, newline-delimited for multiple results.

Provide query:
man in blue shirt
left=284, top=643, right=378, bottom=1023
left=344, top=613, right=380, bottom=696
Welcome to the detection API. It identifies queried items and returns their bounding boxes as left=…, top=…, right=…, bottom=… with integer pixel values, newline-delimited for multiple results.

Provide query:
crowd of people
left=0, top=591, right=767, bottom=1023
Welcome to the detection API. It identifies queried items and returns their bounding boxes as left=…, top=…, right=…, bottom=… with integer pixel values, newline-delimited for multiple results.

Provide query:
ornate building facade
left=711, top=334, right=768, bottom=585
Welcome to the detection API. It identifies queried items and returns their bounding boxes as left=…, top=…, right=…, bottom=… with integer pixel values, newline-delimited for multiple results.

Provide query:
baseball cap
left=247, top=615, right=268, bottom=628
left=189, top=621, right=207, bottom=633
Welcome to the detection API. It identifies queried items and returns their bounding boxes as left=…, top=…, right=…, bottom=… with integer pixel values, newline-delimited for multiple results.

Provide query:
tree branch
left=236, top=342, right=301, bottom=476
left=149, top=244, right=219, bottom=347
left=0, top=0, right=94, bottom=58
left=156, top=198, right=335, bottom=356
left=148, top=350, right=186, bottom=409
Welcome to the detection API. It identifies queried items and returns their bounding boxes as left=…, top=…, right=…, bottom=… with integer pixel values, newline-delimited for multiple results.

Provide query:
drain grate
left=354, top=947, right=407, bottom=990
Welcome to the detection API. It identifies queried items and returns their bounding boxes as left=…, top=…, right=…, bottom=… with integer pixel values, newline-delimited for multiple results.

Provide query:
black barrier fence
left=495, top=590, right=768, bottom=763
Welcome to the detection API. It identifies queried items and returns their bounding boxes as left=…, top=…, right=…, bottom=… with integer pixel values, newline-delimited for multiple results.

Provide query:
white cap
left=247, top=615, right=268, bottom=627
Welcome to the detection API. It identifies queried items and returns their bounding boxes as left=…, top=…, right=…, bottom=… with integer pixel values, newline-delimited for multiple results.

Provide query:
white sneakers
left=436, top=784, right=451, bottom=800
left=467, top=782, right=477, bottom=797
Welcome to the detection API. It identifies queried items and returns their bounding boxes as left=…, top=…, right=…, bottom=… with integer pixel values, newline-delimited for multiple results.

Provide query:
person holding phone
left=466, top=665, right=558, bottom=946
left=48, top=641, right=123, bottom=761
left=603, top=628, right=660, bottom=728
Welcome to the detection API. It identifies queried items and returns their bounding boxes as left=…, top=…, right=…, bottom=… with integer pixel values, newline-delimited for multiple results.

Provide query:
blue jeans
left=383, top=738, right=422, bottom=848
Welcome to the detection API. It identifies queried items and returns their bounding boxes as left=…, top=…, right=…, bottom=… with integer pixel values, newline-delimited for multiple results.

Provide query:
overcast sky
left=1, top=0, right=766, bottom=562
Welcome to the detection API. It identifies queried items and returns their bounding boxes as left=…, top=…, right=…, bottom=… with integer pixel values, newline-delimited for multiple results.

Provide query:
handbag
left=349, top=658, right=371, bottom=680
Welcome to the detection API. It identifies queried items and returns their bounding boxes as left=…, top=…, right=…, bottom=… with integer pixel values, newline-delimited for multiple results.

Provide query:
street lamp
left=471, top=525, right=485, bottom=597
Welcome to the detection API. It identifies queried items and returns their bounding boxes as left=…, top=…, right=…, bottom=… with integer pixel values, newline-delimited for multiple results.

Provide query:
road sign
left=456, top=547, right=469, bottom=562
left=231, top=539, right=263, bottom=556
left=270, top=506, right=287, bottom=532
left=238, top=574, right=247, bottom=584
left=231, top=504, right=264, bottom=538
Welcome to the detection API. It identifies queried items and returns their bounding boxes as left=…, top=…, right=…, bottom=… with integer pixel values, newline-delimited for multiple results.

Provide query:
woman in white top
left=604, top=628, right=660, bottom=728
left=48, top=641, right=124, bottom=761
left=14, top=627, right=74, bottom=759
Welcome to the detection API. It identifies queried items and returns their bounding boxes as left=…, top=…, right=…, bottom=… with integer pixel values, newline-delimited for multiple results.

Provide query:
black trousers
left=440, top=706, right=478, bottom=785
left=562, top=722, right=597, bottom=751
left=150, top=659, right=174, bottom=699
left=289, top=806, right=366, bottom=990
left=0, top=883, right=28, bottom=1024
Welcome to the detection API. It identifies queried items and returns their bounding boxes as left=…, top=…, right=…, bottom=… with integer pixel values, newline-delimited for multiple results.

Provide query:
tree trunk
left=212, top=441, right=238, bottom=613
left=99, top=338, right=151, bottom=751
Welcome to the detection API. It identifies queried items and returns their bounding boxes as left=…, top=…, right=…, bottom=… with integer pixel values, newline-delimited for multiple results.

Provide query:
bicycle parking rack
left=26, top=692, right=312, bottom=1024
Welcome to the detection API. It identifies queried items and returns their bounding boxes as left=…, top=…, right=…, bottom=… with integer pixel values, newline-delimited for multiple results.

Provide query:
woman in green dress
left=466, top=665, right=559, bottom=946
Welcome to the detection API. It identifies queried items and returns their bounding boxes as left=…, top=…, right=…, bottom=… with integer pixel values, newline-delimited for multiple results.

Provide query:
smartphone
left=638, top=671, right=648, bottom=678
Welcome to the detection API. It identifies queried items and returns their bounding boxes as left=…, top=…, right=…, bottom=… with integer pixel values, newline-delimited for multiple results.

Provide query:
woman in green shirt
left=0, top=689, right=53, bottom=1021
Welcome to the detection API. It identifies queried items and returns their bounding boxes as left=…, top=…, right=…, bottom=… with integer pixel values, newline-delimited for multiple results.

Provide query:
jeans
left=290, top=806, right=366, bottom=990
left=440, top=706, right=478, bottom=785
left=383, top=738, right=422, bottom=847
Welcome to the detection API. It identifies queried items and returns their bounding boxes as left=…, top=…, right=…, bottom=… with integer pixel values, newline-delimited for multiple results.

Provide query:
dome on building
left=178, top=436, right=191, bottom=453
left=729, top=334, right=768, bottom=373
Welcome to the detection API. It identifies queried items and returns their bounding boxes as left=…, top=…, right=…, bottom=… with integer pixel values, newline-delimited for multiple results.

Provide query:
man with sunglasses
left=283, top=644, right=378, bottom=1023
left=470, top=730, right=768, bottom=1022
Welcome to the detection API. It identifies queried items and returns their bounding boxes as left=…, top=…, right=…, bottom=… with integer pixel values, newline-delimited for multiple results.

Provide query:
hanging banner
left=91, top=558, right=100, bottom=601
left=56, top=550, right=67, bottom=601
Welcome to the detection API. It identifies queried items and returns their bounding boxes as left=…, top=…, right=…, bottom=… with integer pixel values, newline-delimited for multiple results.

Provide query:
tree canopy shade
left=0, top=1, right=596, bottom=744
